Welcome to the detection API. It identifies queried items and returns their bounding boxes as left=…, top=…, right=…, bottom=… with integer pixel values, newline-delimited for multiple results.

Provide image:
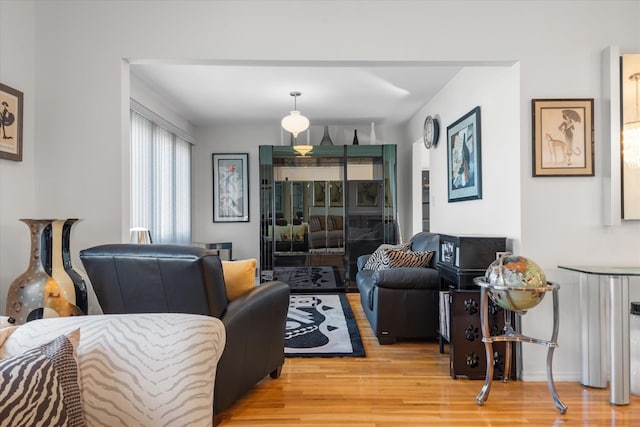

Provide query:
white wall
left=193, top=123, right=279, bottom=260
left=407, top=66, right=522, bottom=245
left=1, top=0, right=639, bottom=381
left=0, top=0, right=36, bottom=313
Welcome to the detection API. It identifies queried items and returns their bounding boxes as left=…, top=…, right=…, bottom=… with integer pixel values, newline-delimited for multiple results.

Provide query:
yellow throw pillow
left=222, top=259, right=256, bottom=301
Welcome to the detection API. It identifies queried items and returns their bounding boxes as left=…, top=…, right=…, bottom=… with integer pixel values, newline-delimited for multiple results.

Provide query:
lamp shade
left=281, top=111, right=310, bottom=137
left=292, top=145, right=313, bottom=156
left=130, top=227, right=152, bottom=244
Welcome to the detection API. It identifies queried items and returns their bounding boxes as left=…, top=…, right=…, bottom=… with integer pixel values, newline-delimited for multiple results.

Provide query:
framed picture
left=329, top=181, right=343, bottom=207
left=212, top=153, right=249, bottom=222
left=532, top=98, right=594, bottom=177
left=0, top=83, right=24, bottom=161
left=447, top=106, right=482, bottom=202
left=357, top=182, right=379, bottom=207
left=313, top=181, right=326, bottom=207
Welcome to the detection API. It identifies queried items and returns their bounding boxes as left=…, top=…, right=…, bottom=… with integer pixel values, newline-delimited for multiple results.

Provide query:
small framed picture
left=356, top=182, right=379, bottom=207
left=532, top=98, right=594, bottom=177
left=447, top=106, right=482, bottom=202
left=212, top=153, right=249, bottom=222
left=0, top=83, right=24, bottom=161
left=313, top=181, right=326, bottom=207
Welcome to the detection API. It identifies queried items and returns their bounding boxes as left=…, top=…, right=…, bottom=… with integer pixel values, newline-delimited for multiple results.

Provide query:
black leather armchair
left=356, top=232, right=440, bottom=344
left=79, top=244, right=290, bottom=415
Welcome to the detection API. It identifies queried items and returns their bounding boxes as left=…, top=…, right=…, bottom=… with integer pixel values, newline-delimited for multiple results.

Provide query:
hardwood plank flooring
left=219, top=293, right=639, bottom=426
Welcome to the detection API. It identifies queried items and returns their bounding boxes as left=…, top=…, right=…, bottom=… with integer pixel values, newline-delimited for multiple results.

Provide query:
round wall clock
left=423, top=115, right=440, bottom=149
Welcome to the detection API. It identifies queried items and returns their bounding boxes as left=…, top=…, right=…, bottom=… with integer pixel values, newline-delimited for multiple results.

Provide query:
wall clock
left=423, top=115, right=440, bottom=149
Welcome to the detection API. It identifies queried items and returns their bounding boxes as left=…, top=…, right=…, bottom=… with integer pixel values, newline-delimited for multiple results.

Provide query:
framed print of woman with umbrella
left=532, top=98, right=594, bottom=176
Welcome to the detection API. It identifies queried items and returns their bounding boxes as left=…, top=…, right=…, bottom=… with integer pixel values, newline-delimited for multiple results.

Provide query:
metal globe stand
left=473, top=277, right=567, bottom=414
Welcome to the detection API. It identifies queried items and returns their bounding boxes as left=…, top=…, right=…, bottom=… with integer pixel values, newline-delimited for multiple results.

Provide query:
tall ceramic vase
left=47, top=219, right=88, bottom=314
left=6, top=219, right=86, bottom=325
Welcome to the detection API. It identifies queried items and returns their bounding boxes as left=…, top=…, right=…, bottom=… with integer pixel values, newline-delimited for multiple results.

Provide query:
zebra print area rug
left=284, top=293, right=365, bottom=358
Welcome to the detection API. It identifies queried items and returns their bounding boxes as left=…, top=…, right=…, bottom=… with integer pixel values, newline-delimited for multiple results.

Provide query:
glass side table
left=558, top=265, right=640, bottom=405
left=473, top=277, right=567, bottom=414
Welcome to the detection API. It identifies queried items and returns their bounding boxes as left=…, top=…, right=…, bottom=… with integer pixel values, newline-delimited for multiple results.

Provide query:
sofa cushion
left=377, top=249, right=434, bottom=269
left=291, top=223, right=307, bottom=242
left=309, top=216, right=322, bottom=232
left=363, top=242, right=411, bottom=270
left=0, top=329, right=86, bottom=427
left=329, top=215, right=343, bottom=230
left=274, top=224, right=291, bottom=241
left=222, top=258, right=257, bottom=301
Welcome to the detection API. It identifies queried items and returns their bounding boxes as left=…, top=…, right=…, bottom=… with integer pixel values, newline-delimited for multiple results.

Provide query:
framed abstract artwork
left=212, top=153, right=249, bottom=222
left=447, top=106, right=482, bottom=202
left=0, top=83, right=24, bottom=161
left=532, top=98, right=594, bottom=177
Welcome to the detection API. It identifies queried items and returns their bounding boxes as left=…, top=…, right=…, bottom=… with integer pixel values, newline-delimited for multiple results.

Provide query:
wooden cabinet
left=448, top=289, right=517, bottom=380
left=436, top=234, right=516, bottom=379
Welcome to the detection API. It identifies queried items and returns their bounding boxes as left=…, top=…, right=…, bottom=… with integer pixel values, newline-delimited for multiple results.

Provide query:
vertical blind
left=130, top=109, right=191, bottom=244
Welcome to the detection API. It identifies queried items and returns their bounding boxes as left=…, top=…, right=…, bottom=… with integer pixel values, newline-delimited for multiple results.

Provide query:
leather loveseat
left=79, top=244, right=290, bottom=416
left=356, top=232, right=440, bottom=344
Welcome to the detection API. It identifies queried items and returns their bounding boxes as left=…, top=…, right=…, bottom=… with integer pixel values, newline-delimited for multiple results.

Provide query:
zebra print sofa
left=0, top=313, right=225, bottom=427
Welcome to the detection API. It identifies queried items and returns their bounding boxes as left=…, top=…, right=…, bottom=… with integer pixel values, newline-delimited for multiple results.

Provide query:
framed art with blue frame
left=447, top=106, right=482, bottom=202
left=213, top=153, right=249, bottom=222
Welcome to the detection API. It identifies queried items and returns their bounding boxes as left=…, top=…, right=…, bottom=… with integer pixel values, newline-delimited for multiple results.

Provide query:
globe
left=483, top=254, right=547, bottom=313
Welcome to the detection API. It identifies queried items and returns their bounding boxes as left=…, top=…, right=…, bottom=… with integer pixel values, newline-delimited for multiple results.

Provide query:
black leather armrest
left=357, top=254, right=371, bottom=271
left=372, top=267, right=440, bottom=290
left=215, top=280, right=290, bottom=412
left=222, top=280, right=290, bottom=330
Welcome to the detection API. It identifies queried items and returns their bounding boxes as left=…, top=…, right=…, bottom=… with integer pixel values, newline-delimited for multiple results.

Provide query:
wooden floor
left=219, top=293, right=640, bottom=426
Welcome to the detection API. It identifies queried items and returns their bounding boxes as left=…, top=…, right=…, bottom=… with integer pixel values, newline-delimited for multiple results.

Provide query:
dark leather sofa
left=79, top=244, right=290, bottom=416
left=356, top=232, right=440, bottom=344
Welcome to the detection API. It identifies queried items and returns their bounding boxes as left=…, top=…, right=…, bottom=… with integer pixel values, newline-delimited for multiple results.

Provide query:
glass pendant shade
left=281, top=111, right=309, bottom=137
left=292, top=145, right=313, bottom=156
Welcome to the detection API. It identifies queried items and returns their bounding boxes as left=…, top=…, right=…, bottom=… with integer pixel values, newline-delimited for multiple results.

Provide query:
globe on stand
left=484, top=254, right=547, bottom=313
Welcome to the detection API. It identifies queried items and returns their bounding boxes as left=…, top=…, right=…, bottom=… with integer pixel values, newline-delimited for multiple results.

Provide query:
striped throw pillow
left=377, top=249, right=434, bottom=270
left=363, top=242, right=411, bottom=270
left=0, top=329, right=86, bottom=427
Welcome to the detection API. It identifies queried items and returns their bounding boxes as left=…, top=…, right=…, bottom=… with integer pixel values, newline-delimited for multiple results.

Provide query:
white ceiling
left=129, top=63, right=462, bottom=127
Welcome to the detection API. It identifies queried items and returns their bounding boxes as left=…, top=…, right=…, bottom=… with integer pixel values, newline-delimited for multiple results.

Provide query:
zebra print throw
left=363, top=242, right=411, bottom=270
left=0, top=329, right=85, bottom=427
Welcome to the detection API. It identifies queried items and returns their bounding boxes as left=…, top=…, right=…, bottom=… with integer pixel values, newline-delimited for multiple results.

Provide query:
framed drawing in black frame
left=0, top=83, right=24, bottom=161
left=447, top=106, right=482, bottom=202
left=532, top=98, right=594, bottom=177
left=212, top=153, right=249, bottom=222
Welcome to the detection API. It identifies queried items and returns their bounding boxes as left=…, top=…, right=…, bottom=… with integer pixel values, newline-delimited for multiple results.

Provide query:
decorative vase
left=370, top=122, right=377, bottom=145
left=319, top=125, right=334, bottom=146
left=53, top=219, right=88, bottom=314
left=352, top=129, right=359, bottom=145
left=6, top=218, right=86, bottom=325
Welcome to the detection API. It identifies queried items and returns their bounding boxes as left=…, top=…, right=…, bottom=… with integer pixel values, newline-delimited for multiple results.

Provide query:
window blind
left=130, top=109, right=191, bottom=244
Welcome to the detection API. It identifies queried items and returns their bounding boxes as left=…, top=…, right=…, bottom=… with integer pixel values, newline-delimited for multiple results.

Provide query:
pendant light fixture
left=623, top=72, right=640, bottom=169
left=282, top=91, right=312, bottom=156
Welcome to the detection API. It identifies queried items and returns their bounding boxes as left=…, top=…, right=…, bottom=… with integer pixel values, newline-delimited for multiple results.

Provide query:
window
left=130, top=109, right=191, bottom=244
